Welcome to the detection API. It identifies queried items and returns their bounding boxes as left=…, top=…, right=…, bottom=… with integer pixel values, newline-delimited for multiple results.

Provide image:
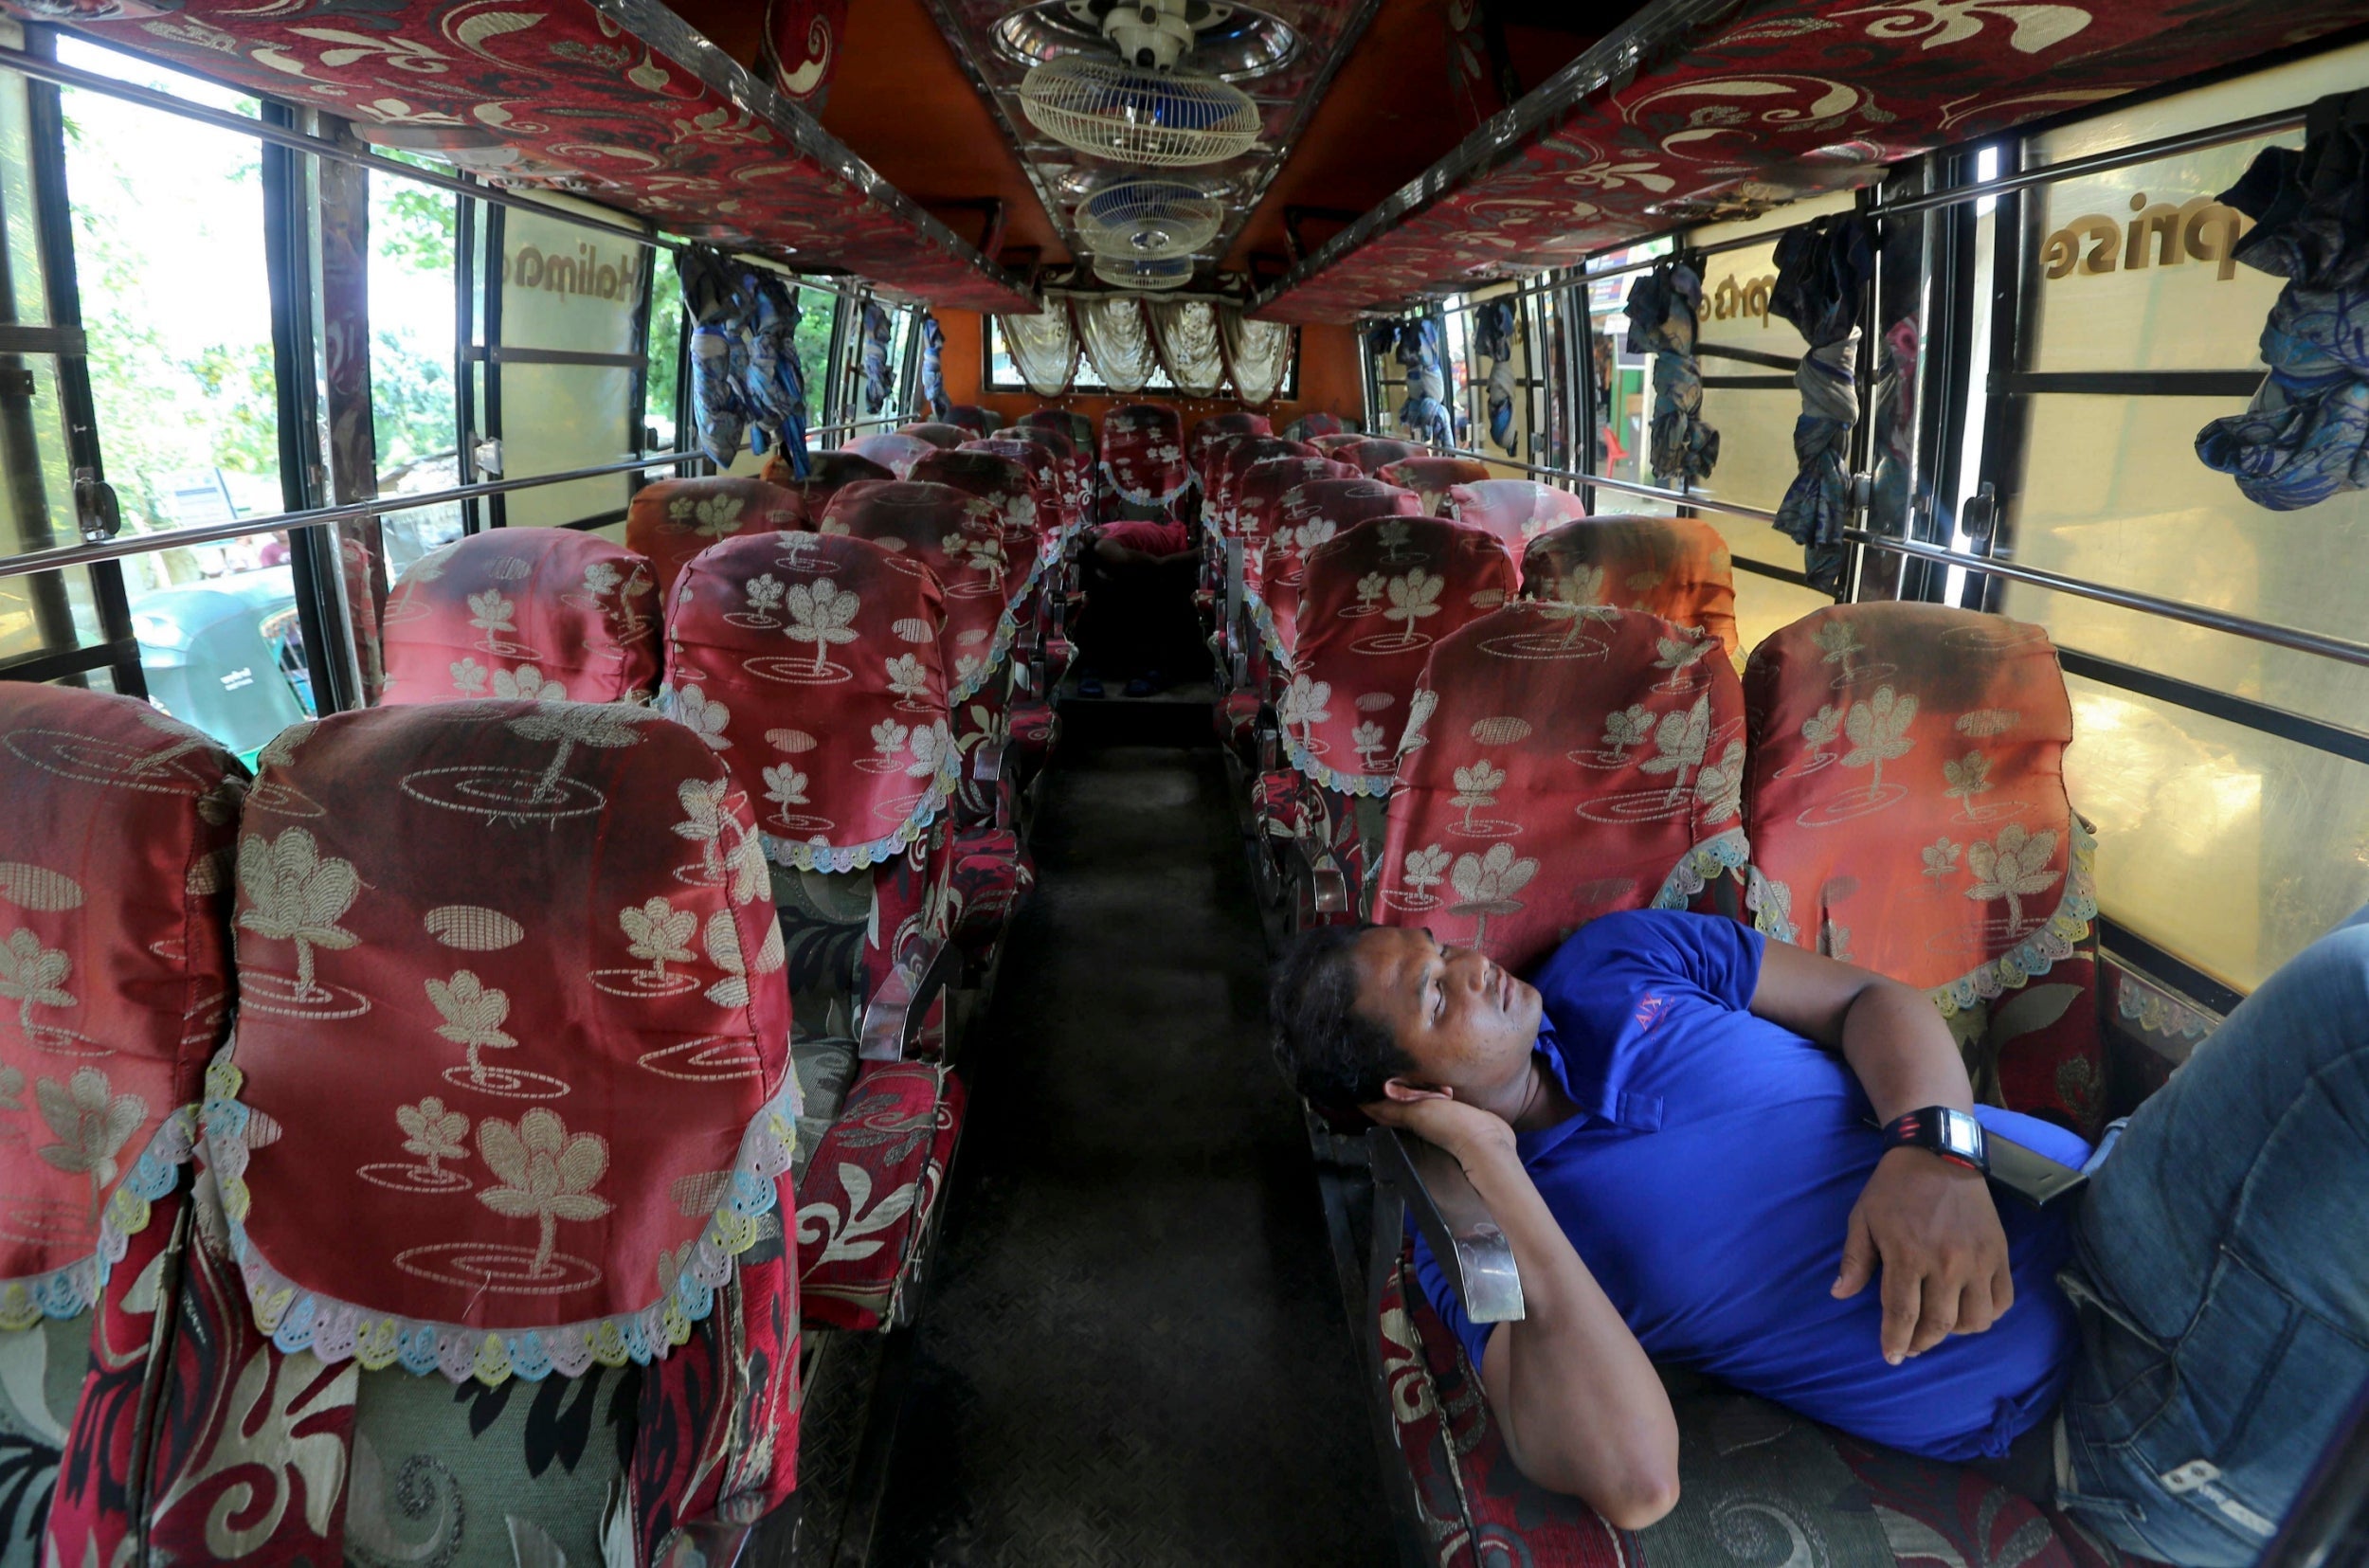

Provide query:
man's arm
left=1747, top=940, right=2015, bottom=1364
left=1370, top=1095, right=1679, bottom=1528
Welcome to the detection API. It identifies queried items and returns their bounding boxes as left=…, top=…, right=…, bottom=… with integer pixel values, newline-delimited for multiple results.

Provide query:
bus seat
left=1308, top=430, right=1367, bottom=455
left=156, top=700, right=798, bottom=1563
left=1743, top=603, right=2104, bottom=1135
left=1371, top=604, right=1750, bottom=972
left=1337, top=437, right=1422, bottom=477
left=625, top=474, right=808, bottom=604
left=1371, top=454, right=1492, bottom=514
left=964, top=432, right=1083, bottom=688
left=1521, top=514, right=1741, bottom=656
left=1208, top=436, right=1318, bottom=538
left=1191, top=429, right=1262, bottom=525
left=938, top=405, right=1001, bottom=435
left=1188, top=410, right=1271, bottom=486
left=757, top=446, right=894, bottom=498
left=1264, top=516, right=1517, bottom=924
left=1280, top=411, right=1356, bottom=442
left=914, top=447, right=1062, bottom=778
left=844, top=430, right=940, bottom=479
left=1245, top=478, right=1421, bottom=679
left=1234, top=457, right=1358, bottom=547
left=0, top=686, right=244, bottom=1568
left=1445, top=478, right=1593, bottom=549
left=382, top=527, right=661, bottom=708
left=992, top=423, right=1087, bottom=536
left=1022, top=408, right=1102, bottom=518
left=899, top=421, right=968, bottom=450
left=1101, top=402, right=1191, bottom=517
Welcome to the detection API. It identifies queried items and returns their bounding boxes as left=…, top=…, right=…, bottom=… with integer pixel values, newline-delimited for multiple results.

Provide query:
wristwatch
left=1881, top=1106, right=1989, bottom=1174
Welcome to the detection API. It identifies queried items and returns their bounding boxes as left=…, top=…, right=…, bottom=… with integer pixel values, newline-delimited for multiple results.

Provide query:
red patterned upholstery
left=1310, top=431, right=1366, bottom=455
left=1373, top=455, right=1493, bottom=514
left=844, top=431, right=940, bottom=478
left=1447, top=478, right=1594, bottom=551
left=759, top=447, right=894, bottom=495
left=1282, top=412, right=1352, bottom=442
left=948, top=826, right=1035, bottom=952
left=1001, top=423, right=1088, bottom=528
left=383, top=529, right=660, bottom=707
left=823, top=480, right=1017, bottom=706
left=899, top=421, right=968, bottom=450
left=1204, top=436, right=1315, bottom=534
left=1249, top=478, right=1422, bottom=664
left=1188, top=411, right=1271, bottom=482
left=1338, top=437, right=1421, bottom=476
left=1285, top=517, right=1517, bottom=796
left=1373, top=604, right=1748, bottom=971
left=940, top=406, right=998, bottom=435
left=1233, top=455, right=1355, bottom=550
left=1216, top=689, right=1262, bottom=748
left=913, top=447, right=1051, bottom=611
left=1101, top=402, right=1189, bottom=509
left=1743, top=603, right=2103, bottom=1132
left=799, top=1060, right=965, bottom=1331
left=626, top=475, right=809, bottom=604
left=1521, top=514, right=1740, bottom=656
left=1192, top=430, right=1260, bottom=515
left=965, top=435, right=1075, bottom=538
left=663, top=531, right=955, bottom=874
left=1007, top=697, right=1058, bottom=772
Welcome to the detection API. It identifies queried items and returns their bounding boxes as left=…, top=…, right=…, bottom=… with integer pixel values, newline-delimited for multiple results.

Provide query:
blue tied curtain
left=918, top=313, right=949, bottom=419
left=679, top=244, right=751, bottom=469
left=859, top=300, right=894, bottom=414
left=1474, top=299, right=1518, bottom=455
left=744, top=275, right=810, bottom=478
left=1625, top=261, right=1719, bottom=487
left=1767, top=214, right=1874, bottom=592
left=1395, top=318, right=1454, bottom=446
left=2196, top=87, right=2369, bottom=511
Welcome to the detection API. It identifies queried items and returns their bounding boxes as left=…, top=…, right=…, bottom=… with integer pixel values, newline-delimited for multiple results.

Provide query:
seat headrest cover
left=1373, top=455, right=1492, bottom=509
left=1249, top=479, right=1425, bottom=660
left=1233, top=457, right=1359, bottom=545
left=0, top=685, right=244, bottom=1327
left=1101, top=404, right=1191, bottom=508
left=204, top=701, right=790, bottom=1384
left=843, top=431, right=940, bottom=479
left=898, top=422, right=968, bottom=450
left=940, top=406, right=998, bottom=435
left=1742, top=603, right=2089, bottom=1009
left=822, top=479, right=1017, bottom=704
left=962, top=438, right=1072, bottom=533
left=1282, top=412, right=1351, bottom=442
left=383, top=529, right=660, bottom=708
left=625, top=476, right=808, bottom=604
left=1340, top=438, right=1420, bottom=476
left=663, top=531, right=955, bottom=874
left=1375, top=604, right=1750, bottom=973
left=1521, top=514, right=1739, bottom=655
left=1286, top=517, right=1518, bottom=796
left=1211, top=437, right=1319, bottom=530
left=1446, top=479, right=1592, bottom=548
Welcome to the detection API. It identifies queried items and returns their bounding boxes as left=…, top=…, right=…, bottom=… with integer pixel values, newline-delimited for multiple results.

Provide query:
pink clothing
left=1099, top=519, right=1189, bottom=556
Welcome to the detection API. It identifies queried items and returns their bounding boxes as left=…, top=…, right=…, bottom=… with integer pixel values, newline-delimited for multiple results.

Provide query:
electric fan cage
left=1019, top=56, right=1260, bottom=168
left=1093, top=254, right=1198, bottom=291
left=1076, top=178, right=1225, bottom=259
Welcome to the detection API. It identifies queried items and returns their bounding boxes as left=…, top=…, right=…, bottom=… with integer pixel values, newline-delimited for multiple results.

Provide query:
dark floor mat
left=869, top=703, right=1396, bottom=1566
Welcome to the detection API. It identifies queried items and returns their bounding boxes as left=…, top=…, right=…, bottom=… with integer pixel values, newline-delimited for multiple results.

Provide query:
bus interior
left=0, top=0, right=2365, bottom=1562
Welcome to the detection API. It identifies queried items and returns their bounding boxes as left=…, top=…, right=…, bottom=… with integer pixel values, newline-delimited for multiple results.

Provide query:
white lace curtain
left=1221, top=309, right=1293, bottom=406
left=998, top=304, right=1079, bottom=398
left=1074, top=297, right=1158, bottom=394
left=1148, top=300, right=1225, bottom=398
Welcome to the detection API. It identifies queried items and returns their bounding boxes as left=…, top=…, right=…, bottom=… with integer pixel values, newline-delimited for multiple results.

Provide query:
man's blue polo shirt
left=1411, top=909, right=2086, bottom=1464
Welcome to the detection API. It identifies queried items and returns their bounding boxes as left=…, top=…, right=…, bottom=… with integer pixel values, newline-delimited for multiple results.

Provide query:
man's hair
left=1270, top=924, right=1414, bottom=1110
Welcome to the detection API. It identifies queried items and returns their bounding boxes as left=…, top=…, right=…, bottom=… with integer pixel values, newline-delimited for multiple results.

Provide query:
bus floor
left=790, top=697, right=1396, bottom=1565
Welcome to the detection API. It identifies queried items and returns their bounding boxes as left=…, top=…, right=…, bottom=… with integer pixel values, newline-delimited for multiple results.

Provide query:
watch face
left=1937, top=1109, right=1984, bottom=1160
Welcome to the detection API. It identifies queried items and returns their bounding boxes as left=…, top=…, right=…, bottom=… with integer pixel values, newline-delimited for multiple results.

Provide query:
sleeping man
left=1269, top=908, right=2369, bottom=1567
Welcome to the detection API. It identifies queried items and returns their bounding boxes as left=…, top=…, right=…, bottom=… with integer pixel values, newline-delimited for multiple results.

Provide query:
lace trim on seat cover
left=0, top=1108, right=195, bottom=1331
left=761, top=746, right=961, bottom=875
left=198, top=1053, right=799, bottom=1386
left=1652, top=826, right=1751, bottom=910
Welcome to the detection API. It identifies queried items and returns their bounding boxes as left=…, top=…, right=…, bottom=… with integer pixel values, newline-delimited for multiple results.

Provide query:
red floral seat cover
left=1372, top=454, right=1493, bottom=514
left=1446, top=478, right=1594, bottom=550
left=823, top=480, right=1017, bottom=704
left=1520, top=514, right=1740, bottom=655
left=663, top=531, right=956, bottom=874
left=844, top=431, right=941, bottom=478
left=1742, top=604, right=2102, bottom=1126
left=200, top=699, right=792, bottom=1384
left=1232, top=456, right=1357, bottom=549
left=995, top=423, right=1087, bottom=528
left=1188, top=410, right=1271, bottom=482
left=1309, top=431, right=1366, bottom=455
left=1100, top=402, right=1190, bottom=509
left=965, top=434, right=1076, bottom=540
left=1248, top=478, right=1422, bottom=662
left=1022, top=409, right=1099, bottom=511
left=1338, top=437, right=1421, bottom=476
left=759, top=447, right=894, bottom=498
left=1373, top=604, right=1750, bottom=971
left=911, top=446, right=1051, bottom=607
left=382, top=528, right=660, bottom=707
left=1282, top=412, right=1351, bottom=442
left=625, top=475, right=809, bottom=604
left=0, top=685, right=242, bottom=1329
left=899, top=421, right=968, bottom=450
left=1283, top=517, right=1518, bottom=796
left=939, top=406, right=997, bottom=435
left=1208, top=436, right=1319, bottom=535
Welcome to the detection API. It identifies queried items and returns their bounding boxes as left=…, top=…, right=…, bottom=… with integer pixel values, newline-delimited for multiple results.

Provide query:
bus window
left=368, top=155, right=461, bottom=577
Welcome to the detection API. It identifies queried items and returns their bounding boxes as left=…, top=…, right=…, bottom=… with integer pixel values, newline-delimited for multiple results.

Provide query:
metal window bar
left=1436, top=445, right=1780, bottom=524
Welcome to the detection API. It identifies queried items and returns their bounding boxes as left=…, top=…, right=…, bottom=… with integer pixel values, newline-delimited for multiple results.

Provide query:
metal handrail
left=1438, top=446, right=1781, bottom=526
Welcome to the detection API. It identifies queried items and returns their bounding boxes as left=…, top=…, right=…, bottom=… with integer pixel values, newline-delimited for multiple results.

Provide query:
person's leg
left=2054, top=916, right=2369, bottom=1566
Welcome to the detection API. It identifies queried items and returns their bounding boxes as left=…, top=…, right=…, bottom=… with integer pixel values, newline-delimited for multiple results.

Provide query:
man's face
left=1350, top=927, right=1544, bottom=1103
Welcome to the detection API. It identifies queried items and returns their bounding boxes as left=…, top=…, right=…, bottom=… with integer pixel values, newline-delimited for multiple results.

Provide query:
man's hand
left=1364, top=1093, right=1517, bottom=1173
left=1834, top=1147, right=2015, bottom=1364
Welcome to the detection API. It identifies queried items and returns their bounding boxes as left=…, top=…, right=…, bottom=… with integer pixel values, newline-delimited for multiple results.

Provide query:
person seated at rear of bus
left=1270, top=909, right=2369, bottom=1568
left=1074, top=517, right=1197, bottom=697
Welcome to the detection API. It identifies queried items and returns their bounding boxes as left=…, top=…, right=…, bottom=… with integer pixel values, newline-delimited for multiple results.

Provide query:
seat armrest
left=859, top=936, right=962, bottom=1062
left=1367, top=1126, right=1526, bottom=1325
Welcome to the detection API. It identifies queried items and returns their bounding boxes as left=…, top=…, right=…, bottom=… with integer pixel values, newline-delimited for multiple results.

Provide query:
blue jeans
left=2056, top=909, right=2369, bottom=1566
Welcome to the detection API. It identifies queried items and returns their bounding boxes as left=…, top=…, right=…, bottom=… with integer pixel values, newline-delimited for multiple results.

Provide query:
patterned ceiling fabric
left=1373, top=455, right=1494, bottom=514
left=1235, top=456, right=1359, bottom=552
left=1101, top=402, right=1192, bottom=509
left=200, top=700, right=792, bottom=1383
left=1220, top=309, right=1295, bottom=406
left=0, top=686, right=241, bottom=1327
left=1250, top=0, right=2368, bottom=322
left=1445, top=478, right=1594, bottom=550
left=1210, top=436, right=1319, bottom=535
left=1285, top=517, right=1518, bottom=796
left=917, top=314, right=949, bottom=420
left=4, top=0, right=1030, bottom=309
left=382, top=530, right=660, bottom=708
left=844, top=431, right=940, bottom=479
left=859, top=300, right=895, bottom=414
left=1742, top=602, right=2094, bottom=1009
left=627, top=476, right=809, bottom=605
left=941, top=406, right=1001, bottom=435
left=910, top=447, right=1050, bottom=609
left=1770, top=215, right=1877, bottom=590
left=1338, top=437, right=1422, bottom=477
left=761, top=0, right=846, bottom=109
left=999, top=306, right=1081, bottom=399
left=1628, top=261, right=1720, bottom=487
left=1249, top=478, right=1424, bottom=663
left=1519, top=514, right=1741, bottom=656
left=1374, top=604, right=1750, bottom=972
left=1074, top=297, right=1159, bottom=395
left=2196, top=85, right=2369, bottom=511
left=899, top=422, right=969, bottom=450
left=821, top=480, right=1016, bottom=704
left=664, top=531, right=954, bottom=874
left=1188, top=411, right=1272, bottom=485
left=1148, top=301, right=1228, bottom=400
